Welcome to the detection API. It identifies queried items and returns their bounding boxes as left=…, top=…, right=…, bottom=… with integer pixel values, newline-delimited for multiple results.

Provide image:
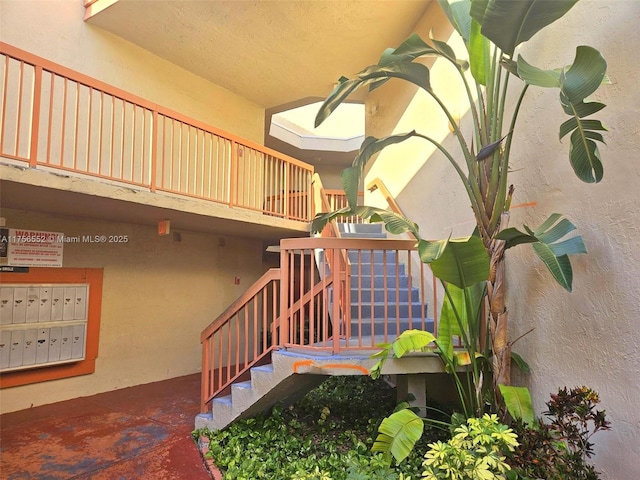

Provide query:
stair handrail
left=200, top=268, right=281, bottom=411
left=200, top=268, right=279, bottom=341
left=311, top=173, right=342, bottom=238
left=310, top=174, right=353, bottom=339
left=366, top=177, right=416, bottom=240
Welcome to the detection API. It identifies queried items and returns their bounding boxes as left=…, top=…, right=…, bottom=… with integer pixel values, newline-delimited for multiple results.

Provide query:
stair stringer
left=195, top=349, right=446, bottom=431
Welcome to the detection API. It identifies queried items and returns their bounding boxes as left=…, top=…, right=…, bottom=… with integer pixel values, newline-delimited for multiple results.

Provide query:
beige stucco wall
left=0, top=208, right=268, bottom=413
left=0, top=0, right=264, bottom=143
left=364, top=1, right=639, bottom=479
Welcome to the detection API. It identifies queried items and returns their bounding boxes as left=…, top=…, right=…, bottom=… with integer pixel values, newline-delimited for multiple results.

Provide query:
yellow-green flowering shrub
left=422, top=414, right=518, bottom=480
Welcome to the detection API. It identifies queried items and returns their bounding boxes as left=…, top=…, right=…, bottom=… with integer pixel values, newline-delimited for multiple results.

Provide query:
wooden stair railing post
left=279, top=243, right=290, bottom=346
left=28, top=65, right=42, bottom=167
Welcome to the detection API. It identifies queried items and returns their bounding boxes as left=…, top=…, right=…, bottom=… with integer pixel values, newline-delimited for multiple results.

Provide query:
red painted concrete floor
left=0, top=373, right=212, bottom=479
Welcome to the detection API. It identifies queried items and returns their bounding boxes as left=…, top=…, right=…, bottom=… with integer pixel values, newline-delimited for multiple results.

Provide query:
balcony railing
left=0, top=43, right=314, bottom=221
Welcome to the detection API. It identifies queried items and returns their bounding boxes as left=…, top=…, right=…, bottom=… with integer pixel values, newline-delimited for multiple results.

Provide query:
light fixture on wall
left=158, top=220, right=171, bottom=236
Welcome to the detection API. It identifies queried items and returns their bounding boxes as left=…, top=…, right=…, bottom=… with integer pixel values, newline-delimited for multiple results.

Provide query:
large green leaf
left=517, top=47, right=608, bottom=184
left=497, top=214, right=586, bottom=291
left=517, top=55, right=561, bottom=88
left=315, top=62, right=431, bottom=127
left=438, top=0, right=472, bottom=43
left=567, top=121, right=606, bottom=183
left=532, top=243, right=574, bottom=292
left=382, top=33, right=439, bottom=63
left=511, top=352, right=531, bottom=374
left=469, top=18, right=490, bottom=85
left=438, top=282, right=485, bottom=355
left=499, top=384, right=534, bottom=425
left=343, top=132, right=421, bottom=207
left=495, top=227, right=537, bottom=250
left=310, top=206, right=420, bottom=238
left=369, top=330, right=435, bottom=380
left=419, top=236, right=490, bottom=289
left=391, top=329, right=437, bottom=358
left=430, top=35, right=470, bottom=72
left=471, top=0, right=579, bottom=57
left=561, top=45, right=607, bottom=103
left=560, top=47, right=608, bottom=183
left=372, top=408, right=424, bottom=463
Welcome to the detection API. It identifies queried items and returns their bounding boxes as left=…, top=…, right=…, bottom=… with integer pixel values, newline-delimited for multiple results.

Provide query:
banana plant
left=312, top=0, right=607, bottom=417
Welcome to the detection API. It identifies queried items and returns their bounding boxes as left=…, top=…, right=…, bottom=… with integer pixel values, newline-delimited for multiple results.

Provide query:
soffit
left=85, top=0, right=432, bottom=109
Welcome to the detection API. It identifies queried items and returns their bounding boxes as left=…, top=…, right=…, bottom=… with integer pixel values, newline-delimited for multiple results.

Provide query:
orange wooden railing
left=279, top=237, right=436, bottom=352
left=322, top=189, right=365, bottom=224
left=200, top=268, right=280, bottom=412
left=0, top=43, right=314, bottom=221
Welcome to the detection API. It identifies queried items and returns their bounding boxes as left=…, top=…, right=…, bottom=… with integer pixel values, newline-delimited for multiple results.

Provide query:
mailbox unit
left=0, top=283, right=89, bottom=372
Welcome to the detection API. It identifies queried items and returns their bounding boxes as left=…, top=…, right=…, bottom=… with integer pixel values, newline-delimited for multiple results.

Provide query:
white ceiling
left=86, top=0, right=432, bottom=110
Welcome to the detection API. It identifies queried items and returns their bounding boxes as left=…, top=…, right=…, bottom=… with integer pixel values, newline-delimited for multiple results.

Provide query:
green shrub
left=421, top=414, right=518, bottom=480
left=196, top=376, right=444, bottom=479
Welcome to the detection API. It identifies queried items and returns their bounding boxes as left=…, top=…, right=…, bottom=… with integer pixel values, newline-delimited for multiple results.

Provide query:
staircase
left=196, top=223, right=436, bottom=431
left=340, top=223, right=433, bottom=338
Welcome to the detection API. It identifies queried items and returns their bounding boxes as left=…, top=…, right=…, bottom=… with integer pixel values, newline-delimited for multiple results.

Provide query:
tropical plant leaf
left=439, top=282, right=485, bottom=356
left=469, top=18, right=489, bottom=85
left=497, top=214, right=586, bottom=291
left=561, top=45, right=607, bottom=103
left=343, top=132, right=421, bottom=207
left=383, top=33, right=439, bottom=62
left=391, top=329, right=437, bottom=358
left=315, top=62, right=431, bottom=127
left=517, top=48, right=607, bottom=183
left=417, top=238, right=448, bottom=263
left=310, top=206, right=420, bottom=238
left=562, top=100, right=606, bottom=119
left=495, top=227, right=537, bottom=249
left=419, top=236, right=490, bottom=289
left=499, top=384, right=535, bottom=425
left=517, top=55, right=561, bottom=88
left=511, top=351, right=531, bottom=374
left=438, top=0, right=472, bottom=43
left=430, top=36, right=469, bottom=71
left=559, top=118, right=606, bottom=141
left=372, top=408, right=424, bottom=463
left=532, top=243, right=574, bottom=291
left=568, top=125, right=605, bottom=183
left=472, top=0, right=579, bottom=57
left=558, top=47, right=608, bottom=183
left=314, top=77, right=362, bottom=128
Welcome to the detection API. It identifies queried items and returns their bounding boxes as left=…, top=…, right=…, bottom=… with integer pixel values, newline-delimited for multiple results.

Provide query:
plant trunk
left=487, top=212, right=511, bottom=407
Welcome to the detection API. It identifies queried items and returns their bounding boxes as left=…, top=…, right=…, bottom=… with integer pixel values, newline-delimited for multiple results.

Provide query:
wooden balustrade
left=200, top=269, right=280, bottom=412
left=0, top=43, right=314, bottom=221
left=279, top=237, right=436, bottom=352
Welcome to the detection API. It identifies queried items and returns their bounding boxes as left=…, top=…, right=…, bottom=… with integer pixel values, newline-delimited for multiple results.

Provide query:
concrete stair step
left=350, top=287, right=420, bottom=303
left=338, top=223, right=384, bottom=235
left=340, top=232, right=387, bottom=238
left=348, top=249, right=398, bottom=263
left=350, top=302, right=426, bottom=318
left=349, top=262, right=405, bottom=276
left=351, top=319, right=435, bottom=336
left=355, top=275, right=410, bottom=289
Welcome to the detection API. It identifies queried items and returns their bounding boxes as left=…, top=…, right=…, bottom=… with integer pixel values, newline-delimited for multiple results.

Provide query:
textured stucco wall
left=0, top=208, right=268, bottom=413
left=364, top=1, right=640, bottom=479
left=0, top=0, right=265, bottom=143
